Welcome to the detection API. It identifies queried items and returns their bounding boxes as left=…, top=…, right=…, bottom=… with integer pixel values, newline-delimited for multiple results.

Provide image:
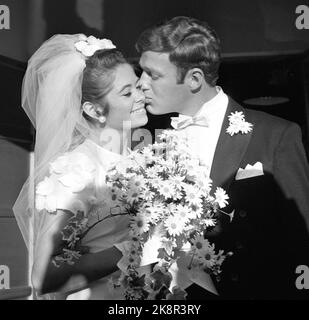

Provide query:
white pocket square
left=235, top=161, right=264, bottom=180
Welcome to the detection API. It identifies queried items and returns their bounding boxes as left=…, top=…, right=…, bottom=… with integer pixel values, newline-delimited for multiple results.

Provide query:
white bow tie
left=170, top=114, right=209, bottom=130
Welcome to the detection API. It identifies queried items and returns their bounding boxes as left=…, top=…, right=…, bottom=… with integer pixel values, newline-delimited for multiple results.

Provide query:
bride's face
left=104, top=63, right=148, bottom=130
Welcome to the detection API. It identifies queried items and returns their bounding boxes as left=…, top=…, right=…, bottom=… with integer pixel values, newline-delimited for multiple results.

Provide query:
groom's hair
left=136, top=16, right=221, bottom=86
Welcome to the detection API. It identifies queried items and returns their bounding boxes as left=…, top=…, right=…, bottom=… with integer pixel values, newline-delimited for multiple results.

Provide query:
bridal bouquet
left=41, top=129, right=233, bottom=299
left=105, top=130, right=233, bottom=300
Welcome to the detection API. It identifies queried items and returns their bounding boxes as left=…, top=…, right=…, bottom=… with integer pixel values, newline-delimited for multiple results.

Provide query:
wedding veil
left=13, top=34, right=93, bottom=256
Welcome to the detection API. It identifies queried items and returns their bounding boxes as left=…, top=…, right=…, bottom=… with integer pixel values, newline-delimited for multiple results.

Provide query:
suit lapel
left=210, top=98, right=253, bottom=191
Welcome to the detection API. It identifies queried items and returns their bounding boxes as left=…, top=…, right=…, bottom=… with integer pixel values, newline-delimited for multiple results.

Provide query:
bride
left=13, top=34, right=148, bottom=299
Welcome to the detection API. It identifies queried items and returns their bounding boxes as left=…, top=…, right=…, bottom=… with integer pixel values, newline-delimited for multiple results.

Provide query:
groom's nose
left=139, top=72, right=150, bottom=91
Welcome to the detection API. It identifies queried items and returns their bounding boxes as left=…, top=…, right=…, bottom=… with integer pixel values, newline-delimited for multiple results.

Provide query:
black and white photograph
left=0, top=0, right=309, bottom=304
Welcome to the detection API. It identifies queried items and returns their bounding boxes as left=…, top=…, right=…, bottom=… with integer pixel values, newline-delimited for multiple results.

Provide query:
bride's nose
left=134, top=84, right=145, bottom=103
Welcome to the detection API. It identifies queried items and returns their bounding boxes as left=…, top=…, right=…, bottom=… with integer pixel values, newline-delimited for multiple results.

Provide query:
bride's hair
left=81, top=49, right=127, bottom=120
left=70, top=48, right=128, bottom=150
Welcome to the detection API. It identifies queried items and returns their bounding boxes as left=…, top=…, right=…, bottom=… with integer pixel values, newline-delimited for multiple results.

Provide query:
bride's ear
left=82, top=102, right=106, bottom=124
left=185, top=68, right=204, bottom=92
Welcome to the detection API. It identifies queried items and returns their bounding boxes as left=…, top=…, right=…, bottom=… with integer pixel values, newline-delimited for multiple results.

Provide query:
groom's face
left=139, top=51, right=188, bottom=115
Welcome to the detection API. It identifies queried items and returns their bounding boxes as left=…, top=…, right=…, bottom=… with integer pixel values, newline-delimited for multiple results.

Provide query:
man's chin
left=146, top=104, right=168, bottom=115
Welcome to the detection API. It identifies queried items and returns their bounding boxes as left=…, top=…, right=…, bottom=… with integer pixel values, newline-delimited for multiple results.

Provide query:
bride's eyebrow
left=118, top=84, right=131, bottom=94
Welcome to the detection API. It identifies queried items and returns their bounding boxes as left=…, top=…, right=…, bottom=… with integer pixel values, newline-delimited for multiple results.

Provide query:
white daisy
left=142, top=189, right=155, bottom=202
left=172, top=174, right=185, bottom=183
left=164, top=214, right=186, bottom=237
left=149, top=177, right=163, bottom=189
left=238, top=120, right=253, bottom=134
left=201, top=251, right=217, bottom=269
left=214, top=187, right=229, bottom=208
left=158, top=181, right=175, bottom=200
left=226, top=123, right=240, bottom=136
left=203, top=218, right=216, bottom=227
left=191, top=235, right=211, bottom=254
left=128, top=175, right=145, bottom=191
left=195, top=177, right=212, bottom=193
left=131, top=214, right=150, bottom=234
left=189, top=202, right=203, bottom=219
left=228, top=111, right=245, bottom=123
left=145, top=166, right=159, bottom=179
left=175, top=204, right=191, bottom=223
left=126, top=188, right=140, bottom=205
left=171, top=175, right=185, bottom=191
left=172, top=189, right=184, bottom=201
left=184, top=185, right=202, bottom=206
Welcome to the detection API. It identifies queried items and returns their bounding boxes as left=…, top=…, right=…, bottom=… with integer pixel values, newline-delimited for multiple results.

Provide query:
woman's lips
left=131, top=106, right=146, bottom=114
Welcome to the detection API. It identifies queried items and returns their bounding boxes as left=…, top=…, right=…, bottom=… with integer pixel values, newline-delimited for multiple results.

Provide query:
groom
left=136, top=16, right=309, bottom=299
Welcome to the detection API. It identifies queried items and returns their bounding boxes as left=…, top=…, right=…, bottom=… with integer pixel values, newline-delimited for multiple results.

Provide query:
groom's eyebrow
left=141, top=64, right=156, bottom=73
left=149, top=65, right=164, bottom=75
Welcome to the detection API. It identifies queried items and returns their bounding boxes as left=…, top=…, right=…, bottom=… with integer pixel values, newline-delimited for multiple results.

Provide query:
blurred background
left=0, top=0, right=308, bottom=299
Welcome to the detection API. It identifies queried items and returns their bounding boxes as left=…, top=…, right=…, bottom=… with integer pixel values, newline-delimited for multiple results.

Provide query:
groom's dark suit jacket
left=186, top=98, right=309, bottom=300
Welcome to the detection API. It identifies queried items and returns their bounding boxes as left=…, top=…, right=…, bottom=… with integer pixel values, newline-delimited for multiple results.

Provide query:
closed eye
left=143, top=69, right=159, bottom=79
left=146, top=70, right=160, bottom=80
left=123, top=91, right=132, bottom=97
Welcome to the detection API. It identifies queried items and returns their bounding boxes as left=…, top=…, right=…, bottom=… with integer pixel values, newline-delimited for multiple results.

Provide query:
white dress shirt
left=175, top=86, right=228, bottom=177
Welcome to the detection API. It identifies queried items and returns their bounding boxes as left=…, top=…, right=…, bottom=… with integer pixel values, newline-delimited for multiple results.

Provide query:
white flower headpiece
left=74, top=35, right=116, bottom=57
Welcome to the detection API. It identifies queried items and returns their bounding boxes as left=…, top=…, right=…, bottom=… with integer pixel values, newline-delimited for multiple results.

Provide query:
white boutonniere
left=226, top=111, right=253, bottom=136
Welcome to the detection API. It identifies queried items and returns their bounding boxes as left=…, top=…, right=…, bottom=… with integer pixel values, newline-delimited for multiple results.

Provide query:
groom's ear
left=185, top=68, right=204, bottom=92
